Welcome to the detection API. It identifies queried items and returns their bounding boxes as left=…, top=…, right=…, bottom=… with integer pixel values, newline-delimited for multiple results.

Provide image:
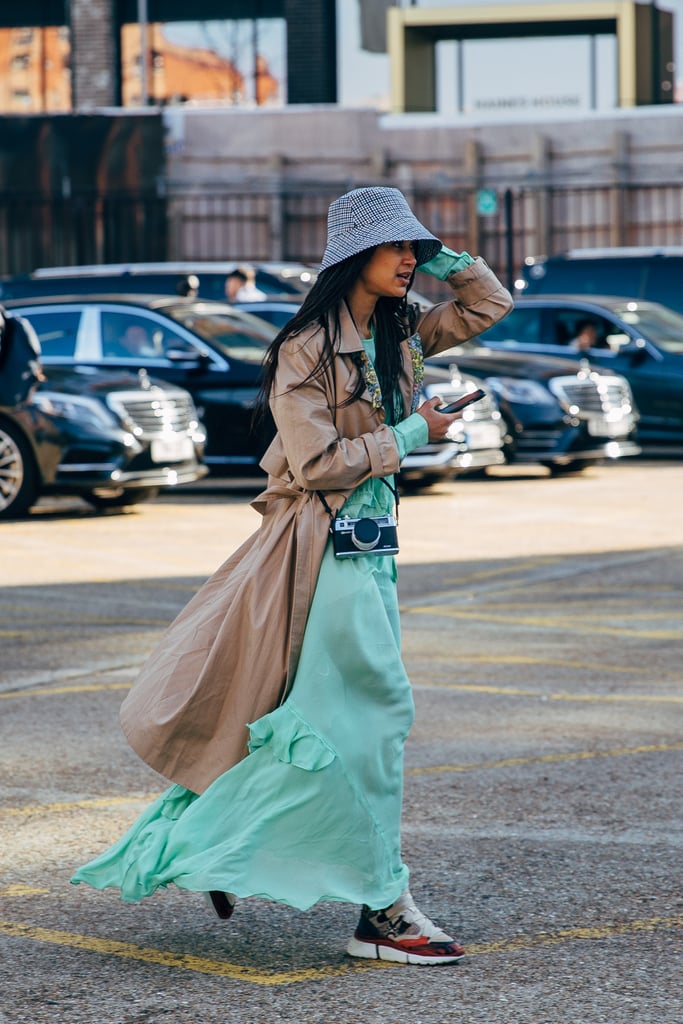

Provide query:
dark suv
left=518, top=247, right=683, bottom=315
left=476, top=295, right=683, bottom=454
left=0, top=261, right=317, bottom=303
left=0, top=308, right=206, bottom=518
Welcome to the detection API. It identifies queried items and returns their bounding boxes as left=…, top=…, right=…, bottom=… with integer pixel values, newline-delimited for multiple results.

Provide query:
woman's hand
left=416, top=396, right=462, bottom=442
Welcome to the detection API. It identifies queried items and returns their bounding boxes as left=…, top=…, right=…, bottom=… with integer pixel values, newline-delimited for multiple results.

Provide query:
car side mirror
left=626, top=339, right=651, bottom=366
left=606, top=333, right=649, bottom=358
left=604, top=332, right=632, bottom=352
left=166, top=348, right=210, bottom=368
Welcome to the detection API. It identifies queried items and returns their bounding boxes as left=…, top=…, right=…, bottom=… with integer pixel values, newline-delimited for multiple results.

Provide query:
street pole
left=253, top=18, right=260, bottom=105
left=504, top=188, right=515, bottom=293
left=138, top=0, right=149, bottom=105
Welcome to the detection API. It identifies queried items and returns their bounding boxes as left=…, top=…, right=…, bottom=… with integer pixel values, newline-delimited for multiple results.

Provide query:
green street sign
left=476, top=189, right=498, bottom=216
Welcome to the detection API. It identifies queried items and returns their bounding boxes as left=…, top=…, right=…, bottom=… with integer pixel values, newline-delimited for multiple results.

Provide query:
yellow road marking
left=405, top=606, right=683, bottom=639
left=412, top=555, right=682, bottom=597
left=467, top=913, right=683, bottom=955
left=0, top=682, right=130, bottom=700
left=404, top=652, right=649, bottom=675
left=0, top=795, right=157, bottom=818
left=407, top=741, right=683, bottom=776
left=0, top=914, right=680, bottom=984
left=412, top=680, right=683, bottom=704
left=0, top=886, right=50, bottom=897
left=488, top=606, right=674, bottom=616
left=0, top=920, right=385, bottom=984
left=4, top=676, right=680, bottom=706
left=0, top=618, right=168, bottom=629
left=0, top=580, right=196, bottom=601
left=435, top=558, right=557, bottom=586
left=405, top=602, right=679, bottom=620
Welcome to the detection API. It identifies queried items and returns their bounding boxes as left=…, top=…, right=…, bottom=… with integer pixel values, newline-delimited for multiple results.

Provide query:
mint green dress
left=71, top=339, right=430, bottom=912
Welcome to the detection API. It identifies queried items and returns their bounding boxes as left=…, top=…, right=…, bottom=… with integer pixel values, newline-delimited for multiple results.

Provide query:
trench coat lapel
left=336, top=300, right=415, bottom=419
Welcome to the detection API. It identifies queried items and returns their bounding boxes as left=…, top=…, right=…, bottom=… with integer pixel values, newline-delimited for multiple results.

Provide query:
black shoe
left=205, top=891, right=236, bottom=920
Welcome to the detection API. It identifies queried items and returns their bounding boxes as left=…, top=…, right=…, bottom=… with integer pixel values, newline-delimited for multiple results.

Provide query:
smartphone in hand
left=437, top=388, right=486, bottom=414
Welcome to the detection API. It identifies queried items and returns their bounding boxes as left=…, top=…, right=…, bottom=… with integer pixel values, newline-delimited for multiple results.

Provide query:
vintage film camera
left=332, top=513, right=399, bottom=558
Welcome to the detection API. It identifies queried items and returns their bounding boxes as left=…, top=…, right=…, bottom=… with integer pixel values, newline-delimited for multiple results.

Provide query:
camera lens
left=351, top=517, right=381, bottom=551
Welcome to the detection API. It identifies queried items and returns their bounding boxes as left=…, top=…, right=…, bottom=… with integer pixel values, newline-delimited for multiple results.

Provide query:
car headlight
left=32, top=391, right=119, bottom=430
left=485, top=377, right=551, bottom=405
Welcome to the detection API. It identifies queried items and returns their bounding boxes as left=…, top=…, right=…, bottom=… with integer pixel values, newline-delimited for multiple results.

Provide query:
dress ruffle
left=248, top=705, right=335, bottom=771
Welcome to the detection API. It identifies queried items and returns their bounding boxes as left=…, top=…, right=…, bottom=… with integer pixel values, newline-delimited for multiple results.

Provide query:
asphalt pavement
left=0, top=460, right=682, bottom=1024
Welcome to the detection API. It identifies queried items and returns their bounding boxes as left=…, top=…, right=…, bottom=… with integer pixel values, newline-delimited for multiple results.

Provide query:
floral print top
left=358, top=330, right=425, bottom=417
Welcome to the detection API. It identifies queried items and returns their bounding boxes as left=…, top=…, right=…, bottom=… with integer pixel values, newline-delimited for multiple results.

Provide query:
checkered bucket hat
left=319, top=187, right=442, bottom=272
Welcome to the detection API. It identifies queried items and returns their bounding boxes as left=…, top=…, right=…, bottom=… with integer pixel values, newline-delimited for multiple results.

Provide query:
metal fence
left=3, top=180, right=683, bottom=299
left=0, top=191, right=167, bottom=277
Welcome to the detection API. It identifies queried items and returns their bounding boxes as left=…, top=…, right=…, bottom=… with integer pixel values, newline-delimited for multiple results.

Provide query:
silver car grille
left=422, top=381, right=497, bottom=421
left=549, top=373, right=634, bottom=417
left=106, top=388, right=196, bottom=438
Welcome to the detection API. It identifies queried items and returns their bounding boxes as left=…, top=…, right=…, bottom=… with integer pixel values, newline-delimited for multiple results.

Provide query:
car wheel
left=0, top=420, right=39, bottom=519
left=542, top=460, right=595, bottom=476
left=83, top=487, right=159, bottom=510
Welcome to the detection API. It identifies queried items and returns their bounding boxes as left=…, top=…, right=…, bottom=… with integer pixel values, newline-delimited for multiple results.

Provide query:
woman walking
left=72, top=186, right=512, bottom=965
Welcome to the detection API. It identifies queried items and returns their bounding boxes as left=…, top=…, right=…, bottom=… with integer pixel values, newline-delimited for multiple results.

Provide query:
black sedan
left=476, top=295, right=683, bottom=454
left=427, top=343, right=640, bottom=473
left=4, top=294, right=277, bottom=477
left=0, top=309, right=206, bottom=518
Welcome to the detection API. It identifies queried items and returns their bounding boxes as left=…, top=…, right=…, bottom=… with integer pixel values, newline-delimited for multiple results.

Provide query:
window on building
left=0, top=26, right=72, bottom=112
left=120, top=18, right=285, bottom=107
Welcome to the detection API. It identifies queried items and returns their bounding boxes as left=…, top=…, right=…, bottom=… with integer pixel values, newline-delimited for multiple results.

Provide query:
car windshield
left=167, top=307, right=274, bottom=364
left=613, top=302, right=683, bottom=353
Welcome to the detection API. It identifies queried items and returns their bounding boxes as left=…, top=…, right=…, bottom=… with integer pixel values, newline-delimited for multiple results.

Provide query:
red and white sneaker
left=346, top=890, right=465, bottom=965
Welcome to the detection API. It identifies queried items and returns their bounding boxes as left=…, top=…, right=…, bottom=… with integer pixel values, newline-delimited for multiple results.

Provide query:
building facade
left=0, top=0, right=336, bottom=111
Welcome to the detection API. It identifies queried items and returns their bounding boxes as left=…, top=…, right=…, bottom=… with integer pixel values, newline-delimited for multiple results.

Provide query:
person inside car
left=176, top=274, right=200, bottom=298
left=570, top=317, right=602, bottom=351
left=225, top=265, right=266, bottom=302
left=109, top=323, right=159, bottom=358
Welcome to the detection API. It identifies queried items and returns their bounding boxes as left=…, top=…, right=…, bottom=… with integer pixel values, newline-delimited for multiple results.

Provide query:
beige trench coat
left=120, top=259, right=513, bottom=794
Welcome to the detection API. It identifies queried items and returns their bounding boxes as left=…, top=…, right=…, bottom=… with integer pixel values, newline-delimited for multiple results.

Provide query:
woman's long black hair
left=255, top=248, right=420, bottom=426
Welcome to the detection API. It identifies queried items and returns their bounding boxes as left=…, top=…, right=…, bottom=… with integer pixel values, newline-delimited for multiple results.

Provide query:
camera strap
left=317, top=477, right=399, bottom=527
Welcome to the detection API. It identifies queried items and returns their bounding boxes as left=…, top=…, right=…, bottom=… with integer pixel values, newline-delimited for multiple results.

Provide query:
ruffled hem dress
left=71, top=338, right=429, bottom=913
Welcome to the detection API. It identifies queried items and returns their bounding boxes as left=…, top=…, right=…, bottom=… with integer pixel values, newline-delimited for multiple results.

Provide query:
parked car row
left=0, top=308, right=207, bottom=519
left=1, top=294, right=509, bottom=491
left=4, top=247, right=675, bottom=519
left=235, top=298, right=641, bottom=473
left=3, top=294, right=277, bottom=477
left=428, top=344, right=640, bottom=472
left=0, top=261, right=318, bottom=304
